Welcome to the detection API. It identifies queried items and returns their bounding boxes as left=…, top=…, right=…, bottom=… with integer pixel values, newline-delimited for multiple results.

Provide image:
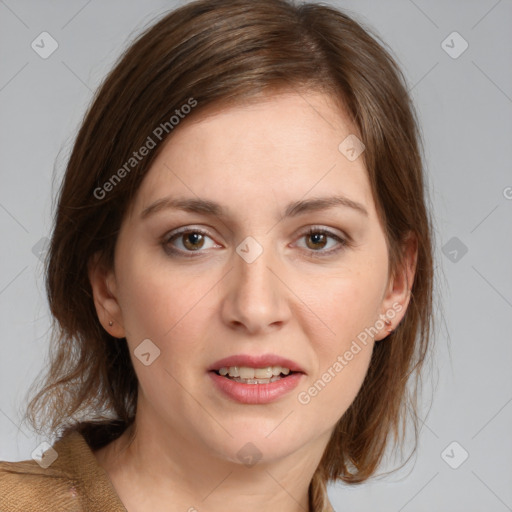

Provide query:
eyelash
left=162, top=226, right=349, bottom=259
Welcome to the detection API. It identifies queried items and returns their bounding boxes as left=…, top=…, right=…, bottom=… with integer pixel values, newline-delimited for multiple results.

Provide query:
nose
left=220, top=241, right=291, bottom=335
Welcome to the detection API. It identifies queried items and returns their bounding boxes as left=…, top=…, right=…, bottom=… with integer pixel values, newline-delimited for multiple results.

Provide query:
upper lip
left=208, top=354, right=306, bottom=374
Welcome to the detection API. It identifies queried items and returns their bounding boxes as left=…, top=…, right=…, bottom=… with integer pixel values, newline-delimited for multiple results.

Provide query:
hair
left=22, top=1, right=436, bottom=510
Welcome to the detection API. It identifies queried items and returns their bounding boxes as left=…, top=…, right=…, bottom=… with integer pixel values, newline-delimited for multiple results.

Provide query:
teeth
left=217, top=365, right=292, bottom=378
left=229, top=375, right=284, bottom=384
left=239, top=367, right=255, bottom=379
left=254, top=367, right=272, bottom=379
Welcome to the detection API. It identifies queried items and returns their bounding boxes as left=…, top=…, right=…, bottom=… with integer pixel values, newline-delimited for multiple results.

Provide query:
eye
left=295, top=227, right=348, bottom=256
left=163, top=227, right=220, bottom=257
left=162, top=225, right=349, bottom=259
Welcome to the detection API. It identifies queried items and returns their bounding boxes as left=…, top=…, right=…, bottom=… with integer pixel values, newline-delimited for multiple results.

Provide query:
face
left=90, top=90, right=413, bottom=466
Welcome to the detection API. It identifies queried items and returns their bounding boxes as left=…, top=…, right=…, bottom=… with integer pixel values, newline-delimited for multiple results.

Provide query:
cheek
left=117, top=249, right=213, bottom=341
left=293, top=264, right=383, bottom=419
left=116, top=259, right=214, bottom=400
left=300, top=265, right=386, bottom=351
left=298, top=341, right=374, bottom=430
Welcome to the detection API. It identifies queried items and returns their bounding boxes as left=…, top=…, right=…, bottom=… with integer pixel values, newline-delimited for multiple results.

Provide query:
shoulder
left=0, top=456, right=81, bottom=511
left=0, top=429, right=126, bottom=512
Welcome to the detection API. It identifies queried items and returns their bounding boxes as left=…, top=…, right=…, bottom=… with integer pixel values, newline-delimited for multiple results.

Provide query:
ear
left=374, top=232, right=417, bottom=341
left=87, top=252, right=126, bottom=338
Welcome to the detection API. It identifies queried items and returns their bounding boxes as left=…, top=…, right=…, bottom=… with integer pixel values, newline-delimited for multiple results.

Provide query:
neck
left=94, top=402, right=331, bottom=512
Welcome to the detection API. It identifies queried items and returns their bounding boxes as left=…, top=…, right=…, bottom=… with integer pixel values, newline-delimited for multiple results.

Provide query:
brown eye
left=305, top=232, right=328, bottom=250
left=163, top=228, right=218, bottom=257
left=181, top=232, right=206, bottom=251
left=296, top=227, right=348, bottom=256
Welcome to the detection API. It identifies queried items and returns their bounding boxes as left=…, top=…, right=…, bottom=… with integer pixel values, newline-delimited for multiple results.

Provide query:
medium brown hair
left=23, top=1, right=436, bottom=510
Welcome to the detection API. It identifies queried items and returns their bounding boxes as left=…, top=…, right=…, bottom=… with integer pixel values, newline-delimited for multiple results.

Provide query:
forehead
left=130, top=90, right=374, bottom=221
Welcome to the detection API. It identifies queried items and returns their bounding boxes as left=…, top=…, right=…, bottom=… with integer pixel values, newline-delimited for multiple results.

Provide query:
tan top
left=0, top=431, right=127, bottom=512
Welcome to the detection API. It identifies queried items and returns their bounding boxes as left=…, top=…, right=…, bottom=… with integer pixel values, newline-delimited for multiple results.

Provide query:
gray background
left=1, top=1, right=511, bottom=511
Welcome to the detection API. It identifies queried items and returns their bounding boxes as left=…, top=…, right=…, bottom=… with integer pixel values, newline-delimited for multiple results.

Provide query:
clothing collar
left=50, top=430, right=127, bottom=511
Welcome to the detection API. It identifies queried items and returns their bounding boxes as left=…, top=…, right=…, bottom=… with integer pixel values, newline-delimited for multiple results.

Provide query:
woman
left=0, top=0, right=435, bottom=511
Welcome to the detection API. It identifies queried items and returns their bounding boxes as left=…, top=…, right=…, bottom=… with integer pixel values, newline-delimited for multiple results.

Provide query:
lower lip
left=208, top=371, right=304, bottom=404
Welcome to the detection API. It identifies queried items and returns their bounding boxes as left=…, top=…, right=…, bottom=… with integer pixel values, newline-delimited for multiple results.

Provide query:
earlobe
left=87, top=252, right=126, bottom=338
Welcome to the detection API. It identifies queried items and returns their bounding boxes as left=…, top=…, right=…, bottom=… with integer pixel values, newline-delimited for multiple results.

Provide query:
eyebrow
left=140, top=194, right=368, bottom=220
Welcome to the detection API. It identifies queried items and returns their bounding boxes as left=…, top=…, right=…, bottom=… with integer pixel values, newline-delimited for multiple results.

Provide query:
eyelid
left=292, top=225, right=349, bottom=254
left=163, top=226, right=220, bottom=249
left=162, top=224, right=350, bottom=257
left=296, top=225, right=348, bottom=241
left=164, top=225, right=213, bottom=239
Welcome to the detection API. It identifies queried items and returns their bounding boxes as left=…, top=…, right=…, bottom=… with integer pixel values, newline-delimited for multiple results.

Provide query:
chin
left=204, top=423, right=306, bottom=465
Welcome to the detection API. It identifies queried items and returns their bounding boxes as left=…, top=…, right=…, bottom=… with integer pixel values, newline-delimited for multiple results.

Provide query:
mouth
left=210, top=366, right=302, bottom=385
left=207, top=354, right=306, bottom=403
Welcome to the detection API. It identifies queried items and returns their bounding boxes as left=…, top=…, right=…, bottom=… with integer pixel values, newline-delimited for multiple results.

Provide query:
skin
left=89, top=90, right=416, bottom=512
